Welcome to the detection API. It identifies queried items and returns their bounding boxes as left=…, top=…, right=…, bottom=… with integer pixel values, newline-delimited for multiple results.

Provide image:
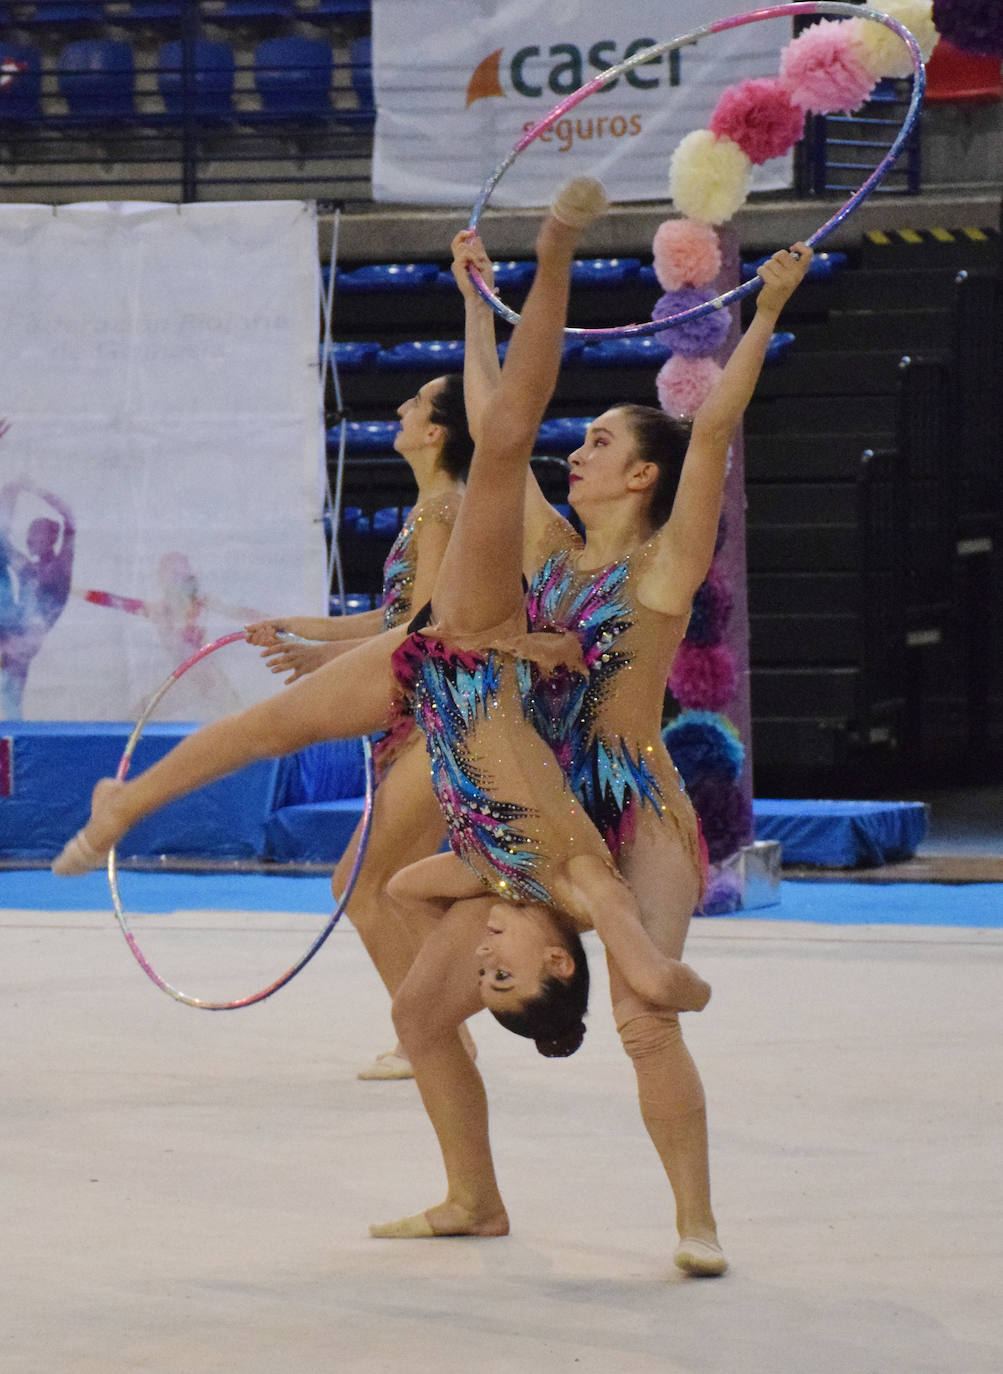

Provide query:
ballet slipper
left=370, top=1202, right=509, bottom=1239
left=357, top=1051, right=414, bottom=1081
left=550, top=176, right=609, bottom=230
left=369, top=1212, right=437, bottom=1239
left=673, top=1236, right=729, bottom=1277
left=52, top=829, right=107, bottom=877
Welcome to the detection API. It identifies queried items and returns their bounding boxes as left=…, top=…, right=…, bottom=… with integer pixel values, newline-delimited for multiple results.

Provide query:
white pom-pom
left=669, top=131, right=751, bottom=226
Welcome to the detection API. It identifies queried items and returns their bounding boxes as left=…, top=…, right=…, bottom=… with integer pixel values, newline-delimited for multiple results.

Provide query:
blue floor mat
left=2, top=870, right=1002, bottom=927
left=729, top=880, right=1003, bottom=928
left=0, top=869, right=337, bottom=914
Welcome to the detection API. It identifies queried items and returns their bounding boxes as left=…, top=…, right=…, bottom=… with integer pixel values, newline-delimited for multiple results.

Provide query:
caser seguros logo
left=466, top=38, right=684, bottom=154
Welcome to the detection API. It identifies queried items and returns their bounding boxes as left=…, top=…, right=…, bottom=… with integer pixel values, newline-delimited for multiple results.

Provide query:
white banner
left=373, top=0, right=796, bottom=205
left=0, top=201, right=327, bottom=722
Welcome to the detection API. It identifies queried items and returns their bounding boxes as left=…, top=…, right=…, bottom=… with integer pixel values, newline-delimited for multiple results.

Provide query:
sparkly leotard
left=525, top=536, right=704, bottom=878
left=373, top=493, right=461, bottom=774
left=390, top=614, right=618, bottom=919
left=380, top=493, right=461, bottom=630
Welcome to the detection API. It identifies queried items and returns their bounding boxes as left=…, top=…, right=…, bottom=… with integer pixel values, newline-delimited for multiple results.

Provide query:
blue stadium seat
left=336, top=262, right=439, bottom=292
left=571, top=257, right=642, bottom=286
left=497, top=337, right=585, bottom=365
left=581, top=336, right=672, bottom=367
left=535, top=417, right=591, bottom=453
left=336, top=420, right=399, bottom=453
left=126, top=1, right=181, bottom=18
left=329, top=592, right=377, bottom=615
left=322, top=340, right=381, bottom=372
left=312, top=0, right=370, bottom=13
left=348, top=35, right=373, bottom=117
left=376, top=340, right=465, bottom=373
left=0, top=43, right=43, bottom=121
left=255, top=36, right=332, bottom=117
left=741, top=250, right=848, bottom=282
left=158, top=40, right=234, bottom=119
left=58, top=40, right=135, bottom=118
left=224, top=0, right=294, bottom=18
left=765, top=331, right=796, bottom=364
left=24, top=1, right=104, bottom=24
left=434, top=259, right=536, bottom=292
left=372, top=506, right=407, bottom=535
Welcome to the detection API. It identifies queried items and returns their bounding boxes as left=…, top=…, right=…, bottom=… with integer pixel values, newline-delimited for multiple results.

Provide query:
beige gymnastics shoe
left=674, top=1236, right=729, bottom=1277
left=52, top=829, right=107, bottom=877
left=357, top=1050, right=414, bottom=1081
left=550, top=176, right=609, bottom=230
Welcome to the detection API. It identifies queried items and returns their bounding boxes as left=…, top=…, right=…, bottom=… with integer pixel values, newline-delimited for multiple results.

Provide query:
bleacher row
left=0, top=0, right=370, bottom=23
left=0, top=32, right=372, bottom=122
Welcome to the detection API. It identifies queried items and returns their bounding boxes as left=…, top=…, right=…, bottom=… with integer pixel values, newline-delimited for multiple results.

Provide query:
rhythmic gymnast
left=247, top=373, right=474, bottom=1081
left=370, top=219, right=812, bottom=1269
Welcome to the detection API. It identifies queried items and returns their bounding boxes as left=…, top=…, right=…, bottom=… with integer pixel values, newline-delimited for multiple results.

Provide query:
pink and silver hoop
left=107, top=631, right=375, bottom=1010
left=468, top=2, right=925, bottom=339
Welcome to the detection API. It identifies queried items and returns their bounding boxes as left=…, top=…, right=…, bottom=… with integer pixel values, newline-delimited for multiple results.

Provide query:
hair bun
left=535, top=1021, right=586, bottom=1059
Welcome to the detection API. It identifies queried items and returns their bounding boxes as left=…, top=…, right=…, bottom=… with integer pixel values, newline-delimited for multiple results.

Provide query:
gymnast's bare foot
left=52, top=778, right=129, bottom=876
left=370, top=1199, right=509, bottom=1239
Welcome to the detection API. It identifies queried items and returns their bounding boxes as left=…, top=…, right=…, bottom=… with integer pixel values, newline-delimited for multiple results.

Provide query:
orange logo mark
left=466, top=49, right=506, bottom=107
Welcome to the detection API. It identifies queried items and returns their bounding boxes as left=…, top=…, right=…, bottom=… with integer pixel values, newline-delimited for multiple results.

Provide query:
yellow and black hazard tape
left=864, top=226, right=998, bottom=247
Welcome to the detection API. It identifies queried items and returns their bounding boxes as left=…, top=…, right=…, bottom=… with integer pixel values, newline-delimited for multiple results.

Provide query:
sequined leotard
left=380, top=493, right=461, bottom=630
left=373, top=493, right=461, bottom=774
left=390, top=613, right=618, bottom=920
left=525, top=536, right=704, bottom=879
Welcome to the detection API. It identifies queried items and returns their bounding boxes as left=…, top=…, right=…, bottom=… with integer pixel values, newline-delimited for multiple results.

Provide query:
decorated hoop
left=467, top=2, right=925, bottom=339
left=107, top=631, right=375, bottom=1010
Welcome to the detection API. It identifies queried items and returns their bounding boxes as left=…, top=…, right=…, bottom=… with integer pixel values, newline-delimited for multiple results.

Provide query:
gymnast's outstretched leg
left=53, top=625, right=409, bottom=873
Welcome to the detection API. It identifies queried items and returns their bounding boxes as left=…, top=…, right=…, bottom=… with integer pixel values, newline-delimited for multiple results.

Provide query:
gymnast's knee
left=615, top=1005, right=683, bottom=1062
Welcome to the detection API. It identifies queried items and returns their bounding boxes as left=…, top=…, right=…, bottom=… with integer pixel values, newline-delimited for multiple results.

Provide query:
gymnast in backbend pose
left=372, top=226, right=812, bottom=1269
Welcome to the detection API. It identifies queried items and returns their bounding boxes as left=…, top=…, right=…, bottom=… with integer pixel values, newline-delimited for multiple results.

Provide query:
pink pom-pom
left=669, top=640, right=739, bottom=711
left=709, top=77, right=806, bottom=164
left=779, top=20, right=877, bottom=113
left=652, top=218, right=722, bottom=290
left=656, top=355, right=722, bottom=420
left=669, top=129, right=751, bottom=225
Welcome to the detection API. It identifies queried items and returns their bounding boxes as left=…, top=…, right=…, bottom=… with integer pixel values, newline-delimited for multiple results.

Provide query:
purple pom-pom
left=932, top=0, right=1003, bottom=57
left=685, top=564, right=734, bottom=647
left=688, top=776, right=753, bottom=863
left=652, top=286, right=732, bottom=359
left=700, top=866, right=744, bottom=915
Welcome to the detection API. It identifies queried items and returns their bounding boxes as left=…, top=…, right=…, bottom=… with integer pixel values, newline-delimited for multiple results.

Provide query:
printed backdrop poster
left=373, top=0, right=795, bottom=205
left=0, top=201, right=326, bottom=722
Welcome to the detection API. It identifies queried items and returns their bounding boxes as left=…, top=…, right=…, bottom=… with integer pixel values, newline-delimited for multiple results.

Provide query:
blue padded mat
left=753, top=799, right=927, bottom=867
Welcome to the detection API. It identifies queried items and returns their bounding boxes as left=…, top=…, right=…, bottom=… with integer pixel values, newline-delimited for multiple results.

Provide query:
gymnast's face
left=394, top=377, right=447, bottom=462
left=476, top=902, right=575, bottom=1012
left=566, top=408, right=656, bottom=515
